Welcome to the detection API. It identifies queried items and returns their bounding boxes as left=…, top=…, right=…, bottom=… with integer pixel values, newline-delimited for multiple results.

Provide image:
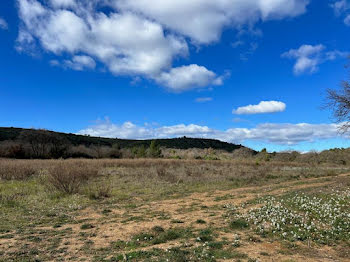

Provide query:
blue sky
left=1, top=0, right=350, bottom=152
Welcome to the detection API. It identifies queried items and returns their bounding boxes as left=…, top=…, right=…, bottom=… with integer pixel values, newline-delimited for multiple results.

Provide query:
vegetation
left=0, top=127, right=245, bottom=158
left=0, top=158, right=349, bottom=261
left=2, top=128, right=350, bottom=168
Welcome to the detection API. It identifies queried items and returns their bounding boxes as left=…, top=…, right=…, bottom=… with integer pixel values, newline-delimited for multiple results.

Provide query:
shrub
left=132, top=145, right=147, bottom=158
left=230, top=219, right=249, bottom=230
left=80, top=223, right=94, bottom=230
left=47, top=161, right=98, bottom=194
left=0, top=141, right=26, bottom=159
left=85, top=180, right=112, bottom=200
left=149, top=141, right=162, bottom=158
left=197, top=229, right=214, bottom=242
left=152, top=226, right=165, bottom=233
left=67, top=145, right=95, bottom=159
left=109, top=144, right=122, bottom=158
left=0, top=160, right=36, bottom=180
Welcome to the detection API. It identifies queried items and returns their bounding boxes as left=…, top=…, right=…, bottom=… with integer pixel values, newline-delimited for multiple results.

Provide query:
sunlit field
left=0, top=158, right=349, bottom=261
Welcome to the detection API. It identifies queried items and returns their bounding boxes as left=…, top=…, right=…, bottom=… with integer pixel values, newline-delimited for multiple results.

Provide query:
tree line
left=0, top=129, right=162, bottom=159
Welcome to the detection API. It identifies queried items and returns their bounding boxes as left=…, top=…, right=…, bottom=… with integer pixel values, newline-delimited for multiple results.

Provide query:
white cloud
left=115, top=0, right=309, bottom=44
left=331, top=0, right=350, bottom=16
left=51, top=55, right=96, bottom=71
left=195, top=97, right=213, bottom=103
left=154, top=64, right=222, bottom=92
left=16, top=0, right=310, bottom=91
left=233, top=101, right=286, bottom=115
left=331, top=1, right=350, bottom=26
left=78, top=119, right=347, bottom=146
left=50, top=0, right=76, bottom=8
left=0, top=17, right=8, bottom=30
left=64, top=55, right=96, bottom=71
left=344, top=14, right=350, bottom=25
left=17, top=0, right=190, bottom=88
left=282, top=44, right=347, bottom=75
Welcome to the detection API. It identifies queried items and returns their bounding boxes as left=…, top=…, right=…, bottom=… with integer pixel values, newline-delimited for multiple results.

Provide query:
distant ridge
left=0, top=127, right=248, bottom=153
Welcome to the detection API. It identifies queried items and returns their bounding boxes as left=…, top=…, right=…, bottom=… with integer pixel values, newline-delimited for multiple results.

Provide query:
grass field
left=0, top=159, right=349, bottom=261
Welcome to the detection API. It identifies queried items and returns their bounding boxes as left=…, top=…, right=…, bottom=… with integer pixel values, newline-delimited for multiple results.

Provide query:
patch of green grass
left=196, top=228, right=214, bottom=242
left=214, top=194, right=235, bottom=202
left=229, top=219, right=249, bottom=230
left=128, top=227, right=193, bottom=249
left=80, top=223, right=94, bottom=230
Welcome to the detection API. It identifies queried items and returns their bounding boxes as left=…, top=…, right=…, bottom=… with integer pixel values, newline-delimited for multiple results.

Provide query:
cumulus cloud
left=16, top=0, right=310, bottom=91
left=0, top=17, right=8, bottom=30
left=155, top=65, right=222, bottom=92
left=282, top=44, right=347, bottom=75
left=195, top=97, right=213, bottom=103
left=16, top=0, right=190, bottom=88
left=331, top=1, right=350, bottom=26
left=233, top=101, right=286, bottom=115
left=78, top=119, right=347, bottom=146
left=331, top=0, right=350, bottom=15
left=115, top=0, right=309, bottom=44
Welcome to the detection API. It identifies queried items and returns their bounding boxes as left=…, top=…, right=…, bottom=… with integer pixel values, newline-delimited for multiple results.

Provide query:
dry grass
left=0, top=158, right=344, bottom=185
left=0, top=159, right=36, bottom=180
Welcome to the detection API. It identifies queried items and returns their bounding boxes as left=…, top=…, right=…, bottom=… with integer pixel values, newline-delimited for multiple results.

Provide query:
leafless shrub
left=0, top=160, right=36, bottom=180
left=47, top=161, right=98, bottom=194
left=0, top=141, right=26, bottom=158
left=67, top=145, right=96, bottom=159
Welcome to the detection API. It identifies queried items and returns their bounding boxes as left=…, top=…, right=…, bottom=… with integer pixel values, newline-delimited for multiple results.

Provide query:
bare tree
left=18, top=129, right=70, bottom=158
left=326, top=79, right=350, bottom=132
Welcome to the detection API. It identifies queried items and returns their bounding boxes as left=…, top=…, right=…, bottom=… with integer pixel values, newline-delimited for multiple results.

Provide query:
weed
left=196, top=219, right=207, bottom=224
left=229, top=219, right=249, bottom=230
left=80, top=223, right=94, bottom=230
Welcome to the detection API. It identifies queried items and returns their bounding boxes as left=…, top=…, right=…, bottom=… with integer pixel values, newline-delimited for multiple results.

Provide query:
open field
left=0, top=159, right=350, bottom=261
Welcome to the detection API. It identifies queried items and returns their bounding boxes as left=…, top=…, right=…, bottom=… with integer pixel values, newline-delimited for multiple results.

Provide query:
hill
left=0, top=127, right=247, bottom=153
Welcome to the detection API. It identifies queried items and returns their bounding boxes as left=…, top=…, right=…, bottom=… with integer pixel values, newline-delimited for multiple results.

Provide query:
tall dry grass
left=0, top=158, right=346, bottom=196
left=0, top=159, right=36, bottom=180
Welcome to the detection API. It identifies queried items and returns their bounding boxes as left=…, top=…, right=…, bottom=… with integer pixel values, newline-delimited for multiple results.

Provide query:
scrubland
left=0, top=158, right=349, bottom=261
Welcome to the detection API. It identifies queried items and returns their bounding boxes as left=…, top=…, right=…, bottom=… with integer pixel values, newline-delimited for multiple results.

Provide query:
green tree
left=148, top=140, right=161, bottom=158
left=132, top=145, right=147, bottom=158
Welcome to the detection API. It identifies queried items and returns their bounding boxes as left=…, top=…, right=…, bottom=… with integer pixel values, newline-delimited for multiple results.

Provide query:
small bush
left=197, top=229, right=214, bottom=242
left=80, top=223, right=94, bottom=230
left=152, top=226, right=165, bottom=233
left=152, top=229, right=182, bottom=245
left=47, top=161, right=98, bottom=194
left=86, top=181, right=112, bottom=200
left=230, top=219, right=249, bottom=230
